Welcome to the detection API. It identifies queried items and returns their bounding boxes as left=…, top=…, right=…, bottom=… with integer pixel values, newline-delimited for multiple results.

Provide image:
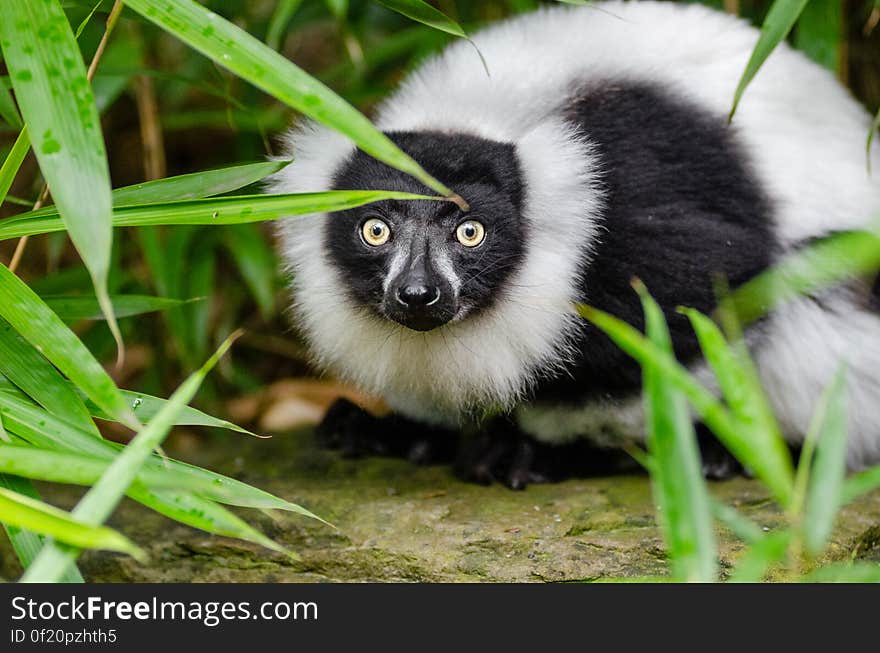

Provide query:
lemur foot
left=696, top=425, right=801, bottom=481
left=315, top=398, right=457, bottom=464
left=456, top=428, right=550, bottom=490
left=455, top=419, right=634, bottom=490
left=697, top=425, right=747, bottom=480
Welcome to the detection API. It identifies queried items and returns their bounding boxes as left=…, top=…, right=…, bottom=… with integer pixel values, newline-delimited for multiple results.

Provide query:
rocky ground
left=2, top=428, right=879, bottom=582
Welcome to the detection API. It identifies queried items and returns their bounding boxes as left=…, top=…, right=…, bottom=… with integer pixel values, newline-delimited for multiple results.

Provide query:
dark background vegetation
left=1, top=0, right=878, bottom=445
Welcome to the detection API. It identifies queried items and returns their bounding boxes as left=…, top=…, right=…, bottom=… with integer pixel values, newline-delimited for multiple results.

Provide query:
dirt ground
left=3, top=428, right=879, bottom=582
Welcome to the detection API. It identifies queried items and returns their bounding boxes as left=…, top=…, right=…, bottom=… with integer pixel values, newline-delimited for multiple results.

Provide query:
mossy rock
left=2, top=429, right=879, bottom=582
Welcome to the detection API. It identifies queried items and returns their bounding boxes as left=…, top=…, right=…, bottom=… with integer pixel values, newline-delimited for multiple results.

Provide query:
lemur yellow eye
left=456, top=220, right=485, bottom=247
left=362, top=218, right=390, bottom=246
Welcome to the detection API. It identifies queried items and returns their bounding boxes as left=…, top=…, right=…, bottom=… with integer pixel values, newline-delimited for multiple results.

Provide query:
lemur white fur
left=272, top=1, right=880, bottom=469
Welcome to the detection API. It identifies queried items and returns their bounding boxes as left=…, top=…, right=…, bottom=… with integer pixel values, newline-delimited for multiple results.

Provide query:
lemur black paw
left=455, top=433, right=545, bottom=490
left=315, top=398, right=457, bottom=464
left=456, top=420, right=640, bottom=490
left=455, top=421, right=565, bottom=490
left=697, top=425, right=746, bottom=480
left=315, top=397, right=375, bottom=455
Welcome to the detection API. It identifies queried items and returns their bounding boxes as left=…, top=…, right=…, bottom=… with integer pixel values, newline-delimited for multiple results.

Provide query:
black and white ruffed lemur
left=269, top=1, right=880, bottom=488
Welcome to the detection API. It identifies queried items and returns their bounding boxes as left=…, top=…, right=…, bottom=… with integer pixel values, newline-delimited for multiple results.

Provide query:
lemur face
left=324, top=131, right=527, bottom=332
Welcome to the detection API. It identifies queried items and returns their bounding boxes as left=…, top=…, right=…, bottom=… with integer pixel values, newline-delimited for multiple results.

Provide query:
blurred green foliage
left=1, top=0, right=879, bottom=582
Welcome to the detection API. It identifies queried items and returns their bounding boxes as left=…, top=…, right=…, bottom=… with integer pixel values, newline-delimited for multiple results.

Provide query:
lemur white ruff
left=272, top=1, right=880, bottom=487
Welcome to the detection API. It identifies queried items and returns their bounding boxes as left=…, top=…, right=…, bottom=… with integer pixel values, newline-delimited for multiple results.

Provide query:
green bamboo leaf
left=128, top=484, right=294, bottom=556
left=576, top=303, right=795, bottom=507
left=0, top=21, right=135, bottom=211
left=185, top=238, right=217, bottom=364
left=110, top=160, right=289, bottom=205
left=0, top=491, right=43, bottom=569
left=375, top=1, right=487, bottom=74
left=123, top=452, right=325, bottom=523
left=0, top=473, right=84, bottom=582
left=21, top=334, right=282, bottom=581
left=123, top=0, right=457, bottom=199
left=0, top=0, right=120, bottom=349
left=0, top=128, right=30, bottom=207
left=375, top=0, right=467, bottom=38
left=88, top=389, right=259, bottom=437
left=0, top=487, right=144, bottom=561
left=2, top=195, right=32, bottom=208
left=2, top=414, right=321, bottom=542
left=722, top=227, right=880, bottom=327
left=0, top=190, right=445, bottom=240
left=0, top=75, right=22, bottom=128
left=709, top=497, right=764, bottom=545
left=139, top=225, right=198, bottom=364
left=136, top=225, right=168, bottom=294
left=73, top=0, right=106, bottom=39
left=0, top=385, right=154, bottom=461
left=29, top=266, right=95, bottom=297
left=6, top=433, right=292, bottom=552
left=0, top=444, right=190, bottom=490
left=0, top=445, right=316, bottom=522
left=0, top=318, right=99, bottom=436
left=802, top=562, right=880, bottom=582
left=223, top=224, right=278, bottom=320
left=803, top=366, right=849, bottom=555
left=729, top=530, right=791, bottom=582
left=730, top=0, right=810, bottom=120
left=42, top=294, right=193, bottom=321
left=794, top=0, right=842, bottom=73
left=0, top=263, right=137, bottom=429
left=681, top=308, right=794, bottom=498
left=868, top=107, right=879, bottom=174
left=326, top=0, right=348, bottom=19
left=0, top=382, right=319, bottom=519
left=266, top=0, right=305, bottom=51
left=61, top=2, right=117, bottom=13
left=19, top=160, right=290, bottom=223
left=637, top=283, right=716, bottom=582
left=841, top=465, right=880, bottom=506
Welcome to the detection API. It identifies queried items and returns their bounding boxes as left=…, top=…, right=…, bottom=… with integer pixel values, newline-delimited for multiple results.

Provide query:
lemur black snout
left=378, top=233, right=457, bottom=332
left=395, top=284, right=440, bottom=308
left=386, top=275, right=453, bottom=331
left=383, top=247, right=456, bottom=332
